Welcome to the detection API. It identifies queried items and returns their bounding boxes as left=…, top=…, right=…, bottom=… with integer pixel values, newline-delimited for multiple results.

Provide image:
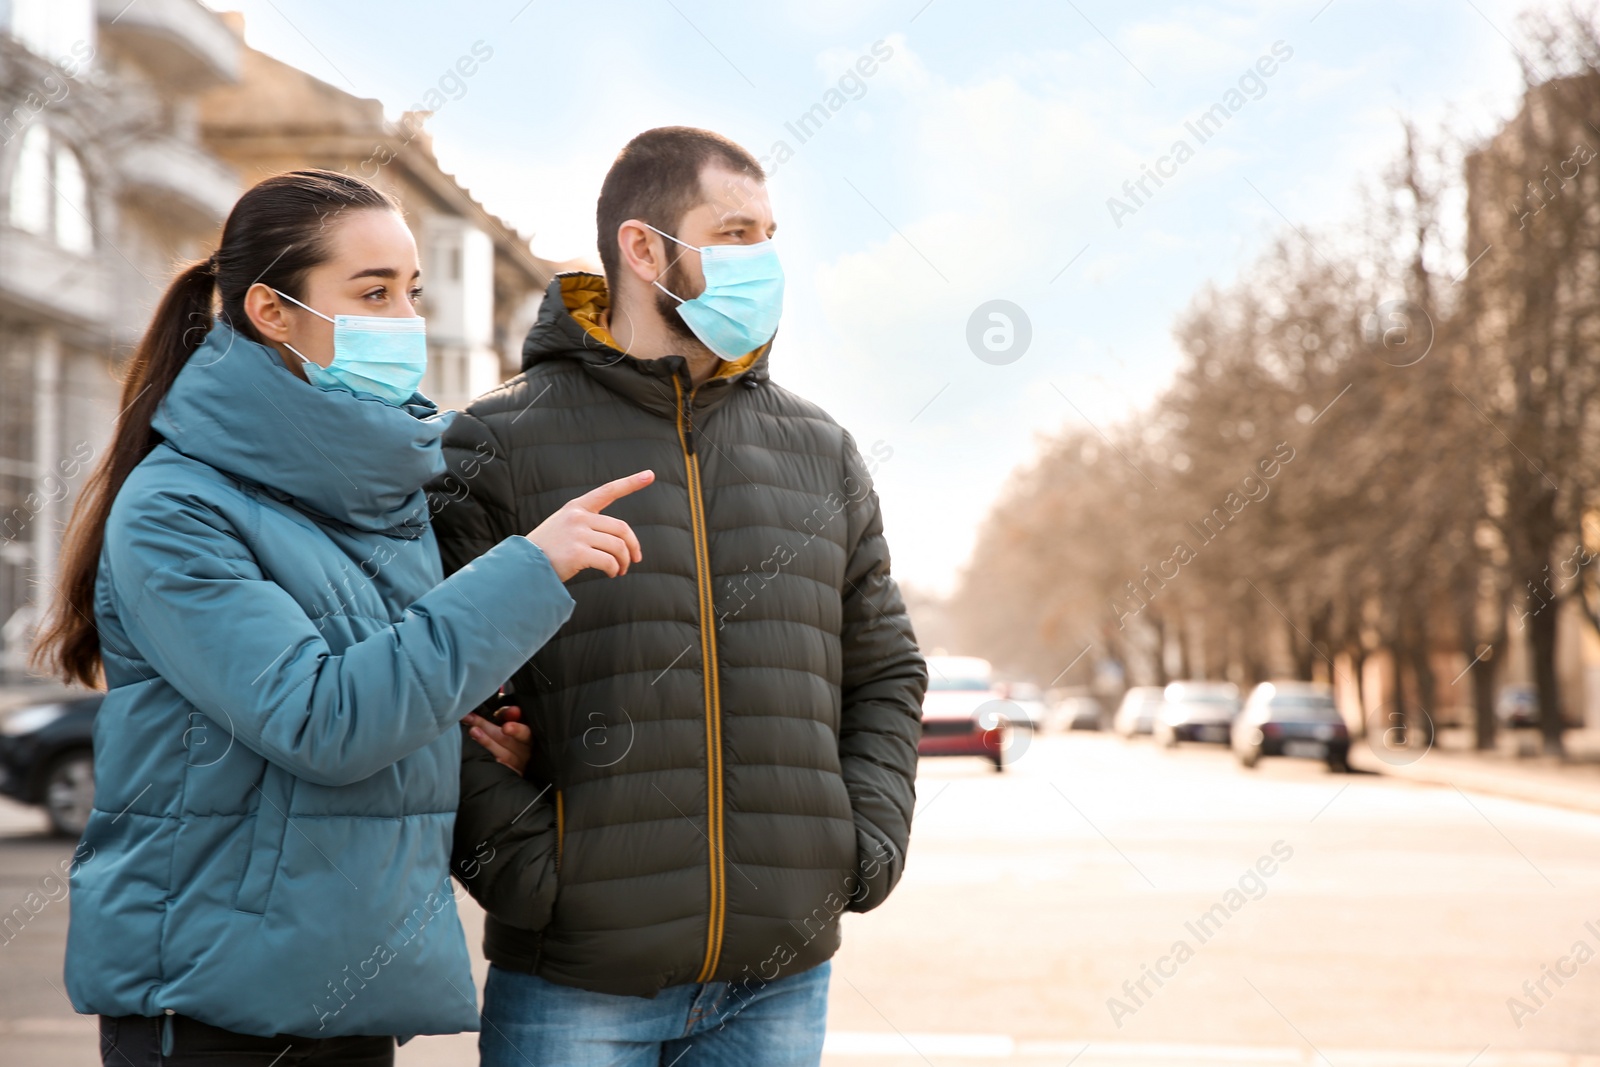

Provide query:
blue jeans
left=478, top=960, right=830, bottom=1067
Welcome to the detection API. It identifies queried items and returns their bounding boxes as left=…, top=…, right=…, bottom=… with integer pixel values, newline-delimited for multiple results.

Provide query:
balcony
left=0, top=226, right=113, bottom=335
left=117, top=133, right=239, bottom=231
left=95, top=0, right=238, bottom=93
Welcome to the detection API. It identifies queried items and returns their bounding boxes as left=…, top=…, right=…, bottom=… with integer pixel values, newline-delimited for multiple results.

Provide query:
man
left=430, top=126, right=926, bottom=1066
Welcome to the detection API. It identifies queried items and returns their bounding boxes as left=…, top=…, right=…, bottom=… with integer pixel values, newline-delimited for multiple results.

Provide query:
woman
left=32, top=169, right=652, bottom=1065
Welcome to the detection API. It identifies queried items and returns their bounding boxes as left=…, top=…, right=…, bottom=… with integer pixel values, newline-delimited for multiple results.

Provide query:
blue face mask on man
left=644, top=223, right=784, bottom=361
left=273, top=289, right=428, bottom=406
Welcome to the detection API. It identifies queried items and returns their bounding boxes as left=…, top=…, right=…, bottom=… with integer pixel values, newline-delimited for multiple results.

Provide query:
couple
left=36, top=126, right=927, bottom=1066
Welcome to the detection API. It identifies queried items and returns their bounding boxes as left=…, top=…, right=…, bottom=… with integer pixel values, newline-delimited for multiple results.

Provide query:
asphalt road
left=4, top=732, right=1600, bottom=1066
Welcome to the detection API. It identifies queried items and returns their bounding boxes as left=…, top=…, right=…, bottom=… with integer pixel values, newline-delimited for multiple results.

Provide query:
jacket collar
left=521, top=273, right=770, bottom=421
left=151, top=322, right=452, bottom=535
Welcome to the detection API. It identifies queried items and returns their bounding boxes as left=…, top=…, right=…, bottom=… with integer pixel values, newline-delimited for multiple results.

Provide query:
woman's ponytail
left=32, top=258, right=216, bottom=686
left=32, top=169, right=401, bottom=687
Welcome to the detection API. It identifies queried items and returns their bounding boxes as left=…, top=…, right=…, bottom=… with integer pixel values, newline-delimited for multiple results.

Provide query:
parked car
left=1155, top=681, right=1240, bottom=746
left=1232, top=681, right=1349, bottom=772
left=1057, top=691, right=1106, bottom=731
left=0, top=693, right=100, bottom=836
left=919, top=655, right=1011, bottom=771
left=996, top=681, right=1047, bottom=731
left=1496, top=684, right=1538, bottom=729
left=1113, top=686, right=1166, bottom=738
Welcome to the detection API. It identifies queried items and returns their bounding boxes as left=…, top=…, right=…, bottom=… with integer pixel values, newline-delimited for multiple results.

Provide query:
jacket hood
left=521, top=273, right=771, bottom=420
left=151, top=322, right=452, bottom=535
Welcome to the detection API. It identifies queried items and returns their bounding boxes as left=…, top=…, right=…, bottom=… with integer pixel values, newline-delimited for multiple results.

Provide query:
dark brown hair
left=33, top=169, right=401, bottom=687
left=595, top=126, right=764, bottom=283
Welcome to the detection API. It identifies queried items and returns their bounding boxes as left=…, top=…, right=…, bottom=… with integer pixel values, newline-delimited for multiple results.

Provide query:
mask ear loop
left=270, top=287, right=335, bottom=366
left=641, top=222, right=696, bottom=304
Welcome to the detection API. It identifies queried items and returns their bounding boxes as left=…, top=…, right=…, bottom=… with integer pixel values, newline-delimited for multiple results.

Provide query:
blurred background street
left=9, top=730, right=1600, bottom=1066
left=9, top=0, right=1600, bottom=1061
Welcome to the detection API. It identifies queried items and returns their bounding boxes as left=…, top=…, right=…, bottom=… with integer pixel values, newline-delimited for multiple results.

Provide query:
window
left=8, top=126, right=51, bottom=236
left=928, top=675, right=992, bottom=692
left=7, top=0, right=95, bottom=64
left=52, top=144, right=91, bottom=253
left=8, top=125, right=93, bottom=253
left=1267, top=696, right=1341, bottom=722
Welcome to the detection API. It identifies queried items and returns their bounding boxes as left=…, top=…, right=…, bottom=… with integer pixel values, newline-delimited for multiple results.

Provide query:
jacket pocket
left=235, top=770, right=294, bottom=914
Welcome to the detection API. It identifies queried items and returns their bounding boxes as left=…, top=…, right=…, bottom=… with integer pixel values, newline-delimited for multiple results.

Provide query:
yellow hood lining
left=559, top=274, right=761, bottom=378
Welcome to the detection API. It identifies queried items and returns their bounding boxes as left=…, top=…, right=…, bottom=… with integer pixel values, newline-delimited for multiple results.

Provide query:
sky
left=207, top=0, right=1556, bottom=594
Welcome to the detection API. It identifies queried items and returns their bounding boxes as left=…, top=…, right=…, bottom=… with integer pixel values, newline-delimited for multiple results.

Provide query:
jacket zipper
left=554, top=789, right=564, bottom=872
left=673, top=376, right=726, bottom=982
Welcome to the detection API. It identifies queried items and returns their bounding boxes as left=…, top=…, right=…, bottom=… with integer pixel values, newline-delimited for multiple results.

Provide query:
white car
left=1155, top=681, right=1241, bottom=746
left=997, top=681, right=1047, bottom=731
left=1053, top=689, right=1106, bottom=731
left=1114, top=686, right=1166, bottom=737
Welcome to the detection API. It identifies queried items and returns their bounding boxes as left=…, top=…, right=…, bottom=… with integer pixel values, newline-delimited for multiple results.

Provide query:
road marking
left=821, top=1032, right=1600, bottom=1065
left=825, top=1031, right=1013, bottom=1057
left=1032, top=1042, right=1298, bottom=1061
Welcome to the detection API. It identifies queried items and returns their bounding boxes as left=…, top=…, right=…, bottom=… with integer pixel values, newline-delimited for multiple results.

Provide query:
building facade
left=199, top=13, right=561, bottom=412
left=0, top=0, right=241, bottom=680
left=0, top=3, right=560, bottom=682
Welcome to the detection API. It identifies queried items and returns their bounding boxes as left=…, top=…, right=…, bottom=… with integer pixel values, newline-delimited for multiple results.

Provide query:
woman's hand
left=464, top=706, right=532, bottom=776
left=527, top=471, right=654, bottom=581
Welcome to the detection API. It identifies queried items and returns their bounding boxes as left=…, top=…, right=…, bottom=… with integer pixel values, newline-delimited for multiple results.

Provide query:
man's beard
left=653, top=258, right=711, bottom=356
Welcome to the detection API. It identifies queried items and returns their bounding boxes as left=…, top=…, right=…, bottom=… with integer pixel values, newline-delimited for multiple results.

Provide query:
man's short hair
left=596, top=126, right=764, bottom=284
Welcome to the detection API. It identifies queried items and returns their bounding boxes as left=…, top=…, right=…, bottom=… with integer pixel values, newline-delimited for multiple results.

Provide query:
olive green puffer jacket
left=430, top=273, right=925, bottom=997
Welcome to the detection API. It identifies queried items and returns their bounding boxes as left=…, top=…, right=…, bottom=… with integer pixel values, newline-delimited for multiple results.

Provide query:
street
left=2, top=2, right=1596, bottom=1065
left=5, top=732, right=1600, bottom=1066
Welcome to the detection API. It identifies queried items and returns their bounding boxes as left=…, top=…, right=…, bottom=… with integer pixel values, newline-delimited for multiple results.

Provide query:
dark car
left=1496, top=684, right=1538, bottom=729
left=1232, top=682, right=1350, bottom=772
left=0, top=693, right=100, bottom=836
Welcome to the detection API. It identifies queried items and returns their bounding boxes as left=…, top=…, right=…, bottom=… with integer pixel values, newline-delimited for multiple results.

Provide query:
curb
left=1349, top=744, right=1600, bottom=817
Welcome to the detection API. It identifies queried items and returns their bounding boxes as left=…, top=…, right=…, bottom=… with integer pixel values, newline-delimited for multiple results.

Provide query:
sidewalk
left=1349, top=725, right=1600, bottom=815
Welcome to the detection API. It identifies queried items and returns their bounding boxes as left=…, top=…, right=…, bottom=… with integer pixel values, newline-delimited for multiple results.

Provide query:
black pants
left=100, top=1013, right=395, bottom=1066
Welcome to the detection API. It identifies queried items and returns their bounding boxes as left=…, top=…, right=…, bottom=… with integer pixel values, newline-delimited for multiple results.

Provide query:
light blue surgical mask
left=645, top=223, right=784, bottom=361
left=273, top=289, right=428, bottom=406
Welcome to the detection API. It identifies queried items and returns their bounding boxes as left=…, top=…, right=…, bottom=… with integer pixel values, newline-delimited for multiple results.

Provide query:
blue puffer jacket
left=64, top=323, right=574, bottom=1039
